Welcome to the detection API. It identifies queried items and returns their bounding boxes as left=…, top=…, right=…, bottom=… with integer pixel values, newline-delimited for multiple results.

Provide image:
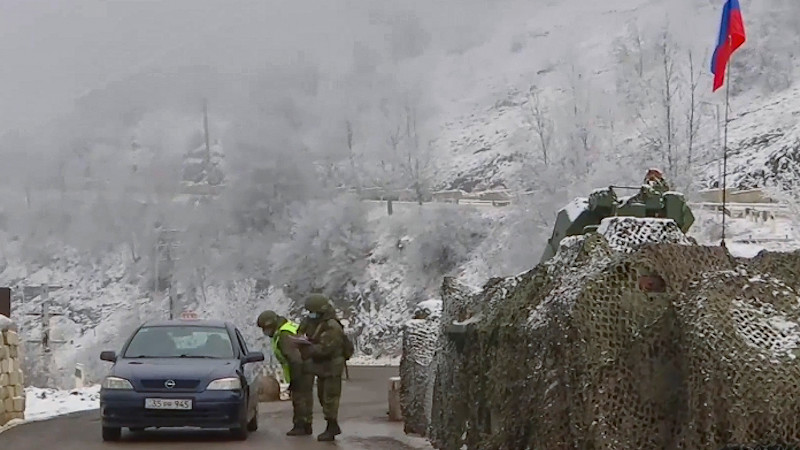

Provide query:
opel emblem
left=165, top=379, right=176, bottom=389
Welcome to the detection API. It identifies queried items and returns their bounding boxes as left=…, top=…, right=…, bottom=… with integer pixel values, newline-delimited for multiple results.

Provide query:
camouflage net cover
left=420, top=217, right=800, bottom=450
left=399, top=299, right=442, bottom=436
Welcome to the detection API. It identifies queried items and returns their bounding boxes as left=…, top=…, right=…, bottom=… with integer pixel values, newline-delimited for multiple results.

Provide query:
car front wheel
left=102, top=426, right=121, bottom=442
left=230, top=410, right=250, bottom=441
left=230, top=423, right=249, bottom=440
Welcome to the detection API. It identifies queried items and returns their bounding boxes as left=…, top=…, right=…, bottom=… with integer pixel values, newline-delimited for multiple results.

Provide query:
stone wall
left=0, top=314, right=25, bottom=427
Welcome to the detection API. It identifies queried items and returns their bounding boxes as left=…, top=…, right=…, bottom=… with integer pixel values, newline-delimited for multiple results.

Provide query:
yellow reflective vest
left=271, top=320, right=300, bottom=382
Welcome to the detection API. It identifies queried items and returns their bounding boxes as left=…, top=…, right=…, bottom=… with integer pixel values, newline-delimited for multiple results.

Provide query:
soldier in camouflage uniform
left=298, top=294, right=346, bottom=441
left=257, top=310, right=314, bottom=436
left=625, top=168, right=671, bottom=207
left=643, top=168, right=670, bottom=193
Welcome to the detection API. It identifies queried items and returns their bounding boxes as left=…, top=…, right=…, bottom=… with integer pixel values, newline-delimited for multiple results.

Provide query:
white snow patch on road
left=726, top=243, right=768, bottom=258
left=24, top=385, right=100, bottom=422
left=347, top=355, right=401, bottom=366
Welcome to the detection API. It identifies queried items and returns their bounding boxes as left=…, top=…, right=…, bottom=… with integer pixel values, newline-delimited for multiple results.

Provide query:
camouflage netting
left=417, top=217, right=800, bottom=450
left=400, top=299, right=443, bottom=436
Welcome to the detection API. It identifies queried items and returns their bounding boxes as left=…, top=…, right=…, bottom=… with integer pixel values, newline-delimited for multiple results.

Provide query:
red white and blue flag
left=711, top=0, right=746, bottom=92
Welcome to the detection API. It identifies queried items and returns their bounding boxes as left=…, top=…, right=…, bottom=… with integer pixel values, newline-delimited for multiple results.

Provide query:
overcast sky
left=0, top=0, right=371, bottom=134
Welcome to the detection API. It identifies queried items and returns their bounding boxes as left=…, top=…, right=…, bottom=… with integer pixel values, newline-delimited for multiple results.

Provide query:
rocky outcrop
left=256, top=374, right=281, bottom=402
left=0, top=315, right=25, bottom=426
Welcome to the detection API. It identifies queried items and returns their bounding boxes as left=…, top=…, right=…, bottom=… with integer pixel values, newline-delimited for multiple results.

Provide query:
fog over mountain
left=1, top=0, right=799, bottom=387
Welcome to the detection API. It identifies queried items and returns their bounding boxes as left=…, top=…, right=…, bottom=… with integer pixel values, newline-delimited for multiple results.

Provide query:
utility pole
left=24, top=284, right=67, bottom=388
left=24, top=284, right=67, bottom=353
left=153, top=224, right=182, bottom=320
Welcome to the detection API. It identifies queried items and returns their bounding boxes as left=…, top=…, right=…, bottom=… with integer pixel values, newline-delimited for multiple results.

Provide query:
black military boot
left=286, top=422, right=312, bottom=436
left=317, top=420, right=341, bottom=441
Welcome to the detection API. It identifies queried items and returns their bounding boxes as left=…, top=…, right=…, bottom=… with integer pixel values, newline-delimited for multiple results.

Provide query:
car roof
left=141, top=319, right=232, bottom=328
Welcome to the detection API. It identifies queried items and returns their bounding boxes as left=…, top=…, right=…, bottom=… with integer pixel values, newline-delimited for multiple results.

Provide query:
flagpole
left=721, top=35, right=732, bottom=248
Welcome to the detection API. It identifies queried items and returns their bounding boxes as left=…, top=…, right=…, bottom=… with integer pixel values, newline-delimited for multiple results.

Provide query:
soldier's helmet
left=645, top=168, right=664, bottom=182
left=304, top=294, right=332, bottom=314
left=256, top=310, right=279, bottom=329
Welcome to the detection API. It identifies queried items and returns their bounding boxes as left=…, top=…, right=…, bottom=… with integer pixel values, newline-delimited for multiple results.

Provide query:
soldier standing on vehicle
left=256, top=310, right=314, bottom=436
left=298, top=294, right=350, bottom=441
left=644, top=168, right=670, bottom=193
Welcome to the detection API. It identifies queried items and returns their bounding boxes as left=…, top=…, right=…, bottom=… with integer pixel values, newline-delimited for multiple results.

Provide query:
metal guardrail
left=688, top=202, right=789, bottom=211
left=733, top=237, right=794, bottom=244
left=362, top=198, right=794, bottom=213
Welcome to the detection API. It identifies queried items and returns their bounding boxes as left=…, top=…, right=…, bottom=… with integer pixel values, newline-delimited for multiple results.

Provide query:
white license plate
left=144, top=398, right=193, bottom=410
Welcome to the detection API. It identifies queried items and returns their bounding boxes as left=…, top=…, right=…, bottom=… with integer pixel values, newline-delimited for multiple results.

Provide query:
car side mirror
left=100, top=351, right=117, bottom=362
left=244, top=351, right=264, bottom=364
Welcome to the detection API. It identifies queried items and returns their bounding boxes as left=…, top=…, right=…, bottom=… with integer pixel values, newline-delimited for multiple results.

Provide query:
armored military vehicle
left=539, top=171, right=695, bottom=263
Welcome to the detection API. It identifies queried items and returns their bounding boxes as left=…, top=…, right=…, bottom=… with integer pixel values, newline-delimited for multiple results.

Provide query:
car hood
left=111, top=358, right=238, bottom=381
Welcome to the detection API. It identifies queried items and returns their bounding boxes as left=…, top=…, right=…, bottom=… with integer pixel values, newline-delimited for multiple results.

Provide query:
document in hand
left=287, top=335, right=313, bottom=345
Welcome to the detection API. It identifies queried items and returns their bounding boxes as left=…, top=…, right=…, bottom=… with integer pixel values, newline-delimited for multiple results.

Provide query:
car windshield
left=123, top=325, right=235, bottom=359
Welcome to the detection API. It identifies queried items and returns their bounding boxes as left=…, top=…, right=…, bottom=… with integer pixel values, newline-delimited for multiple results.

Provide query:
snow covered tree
left=522, top=85, right=554, bottom=168
left=363, top=93, right=436, bottom=205
left=403, top=205, right=490, bottom=286
left=268, top=195, right=374, bottom=304
left=181, top=132, right=226, bottom=189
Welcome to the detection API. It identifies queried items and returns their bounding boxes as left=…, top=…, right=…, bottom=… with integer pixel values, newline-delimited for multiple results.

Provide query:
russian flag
left=711, top=0, right=746, bottom=92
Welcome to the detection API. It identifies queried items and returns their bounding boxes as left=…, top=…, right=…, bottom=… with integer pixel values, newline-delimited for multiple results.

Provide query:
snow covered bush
left=402, top=205, right=490, bottom=287
left=268, top=194, right=374, bottom=305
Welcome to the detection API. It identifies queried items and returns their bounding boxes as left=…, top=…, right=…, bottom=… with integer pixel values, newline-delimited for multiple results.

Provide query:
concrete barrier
left=388, top=377, right=402, bottom=422
left=74, top=364, right=86, bottom=389
left=696, top=188, right=777, bottom=204
left=0, top=315, right=24, bottom=426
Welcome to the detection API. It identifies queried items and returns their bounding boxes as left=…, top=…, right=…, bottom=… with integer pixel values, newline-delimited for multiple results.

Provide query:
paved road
left=1, top=366, right=431, bottom=449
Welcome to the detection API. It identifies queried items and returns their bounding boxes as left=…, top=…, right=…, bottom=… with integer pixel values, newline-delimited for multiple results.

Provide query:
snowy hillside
left=2, top=0, right=800, bottom=391
left=696, top=83, right=800, bottom=190
left=1, top=202, right=482, bottom=388
left=4, top=198, right=798, bottom=389
left=427, top=0, right=800, bottom=196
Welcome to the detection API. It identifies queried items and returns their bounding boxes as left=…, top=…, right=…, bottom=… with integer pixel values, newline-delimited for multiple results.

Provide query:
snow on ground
left=429, top=0, right=725, bottom=192
left=726, top=243, right=770, bottom=259
left=689, top=207, right=800, bottom=257
left=697, top=84, right=800, bottom=189
left=348, top=355, right=401, bottom=366
left=24, top=385, right=100, bottom=422
left=0, top=0, right=795, bottom=393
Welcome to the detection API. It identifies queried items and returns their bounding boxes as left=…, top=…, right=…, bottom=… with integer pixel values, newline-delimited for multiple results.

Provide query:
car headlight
left=206, top=377, right=241, bottom=391
left=102, top=376, right=133, bottom=390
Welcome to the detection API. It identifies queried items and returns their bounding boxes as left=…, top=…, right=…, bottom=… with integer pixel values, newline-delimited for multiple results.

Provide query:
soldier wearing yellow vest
left=257, top=310, right=314, bottom=436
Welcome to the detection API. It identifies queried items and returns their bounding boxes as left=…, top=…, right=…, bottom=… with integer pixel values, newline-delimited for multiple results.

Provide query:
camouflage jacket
left=298, top=313, right=346, bottom=377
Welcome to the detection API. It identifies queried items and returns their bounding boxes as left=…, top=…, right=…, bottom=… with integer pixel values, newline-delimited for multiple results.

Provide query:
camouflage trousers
left=316, top=375, right=342, bottom=421
left=291, top=374, right=342, bottom=423
left=291, top=373, right=315, bottom=425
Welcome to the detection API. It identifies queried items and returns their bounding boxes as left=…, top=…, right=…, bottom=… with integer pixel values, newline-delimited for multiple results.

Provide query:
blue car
left=98, top=319, right=265, bottom=442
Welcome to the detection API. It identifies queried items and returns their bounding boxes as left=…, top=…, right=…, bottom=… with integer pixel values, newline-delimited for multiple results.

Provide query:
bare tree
left=658, top=30, right=678, bottom=177
left=366, top=97, right=433, bottom=207
left=399, top=102, right=432, bottom=205
left=525, top=85, right=553, bottom=166
left=377, top=122, right=404, bottom=192
left=345, top=119, right=362, bottom=194
left=563, top=64, right=594, bottom=174
left=685, top=50, right=703, bottom=173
